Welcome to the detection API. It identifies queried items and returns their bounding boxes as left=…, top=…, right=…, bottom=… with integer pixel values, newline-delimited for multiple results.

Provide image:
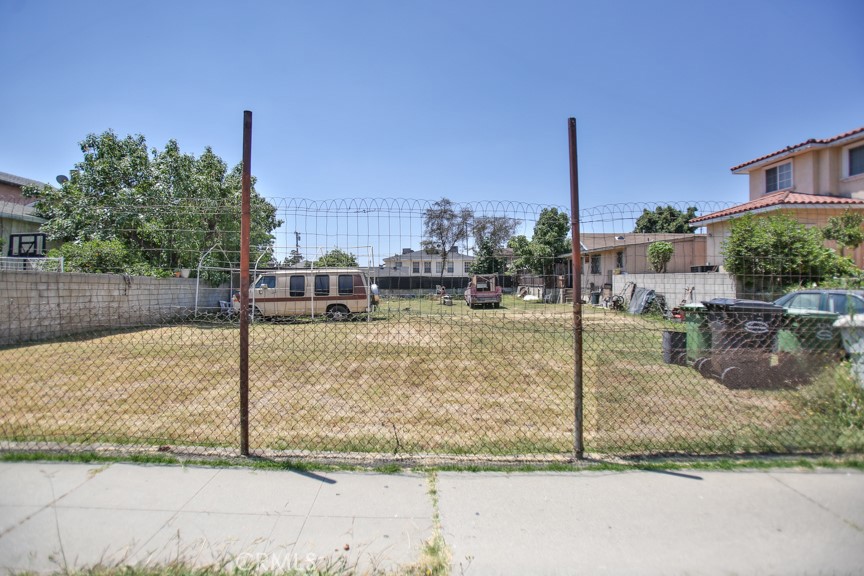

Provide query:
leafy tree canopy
left=473, top=215, right=520, bottom=249
left=507, top=234, right=533, bottom=274
left=721, top=213, right=857, bottom=292
left=422, top=197, right=474, bottom=282
left=470, top=238, right=508, bottom=275
left=823, top=209, right=864, bottom=257
left=507, top=207, right=570, bottom=278
left=647, top=241, right=674, bottom=273
left=282, top=249, right=304, bottom=268
left=634, top=205, right=698, bottom=234
left=48, top=239, right=170, bottom=276
left=311, top=248, right=358, bottom=268
left=529, top=207, right=570, bottom=277
left=24, top=130, right=282, bottom=279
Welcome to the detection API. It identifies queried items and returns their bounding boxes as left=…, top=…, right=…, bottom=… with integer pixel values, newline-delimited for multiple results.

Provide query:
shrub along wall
left=0, top=271, right=228, bottom=346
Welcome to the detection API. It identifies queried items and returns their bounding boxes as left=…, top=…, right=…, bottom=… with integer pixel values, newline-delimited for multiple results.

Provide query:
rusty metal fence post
left=568, top=117, right=584, bottom=460
left=240, top=110, right=252, bottom=456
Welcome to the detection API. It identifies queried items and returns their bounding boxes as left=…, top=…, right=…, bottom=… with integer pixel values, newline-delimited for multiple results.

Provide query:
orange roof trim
left=690, top=191, right=864, bottom=224
left=730, top=126, right=864, bottom=172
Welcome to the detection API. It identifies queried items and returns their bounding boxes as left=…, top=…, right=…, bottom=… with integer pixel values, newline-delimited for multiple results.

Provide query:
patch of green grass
left=4, top=450, right=862, bottom=474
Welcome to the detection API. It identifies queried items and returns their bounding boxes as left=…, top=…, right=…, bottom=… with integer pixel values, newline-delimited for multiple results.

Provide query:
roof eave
left=0, top=211, right=46, bottom=224
left=692, top=201, right=864, bottom=226
left=731, top=143, right=823, bottom=174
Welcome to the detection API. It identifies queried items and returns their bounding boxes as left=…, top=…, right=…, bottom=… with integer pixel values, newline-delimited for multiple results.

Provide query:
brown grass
left=0, top=305, right=844, bottom=457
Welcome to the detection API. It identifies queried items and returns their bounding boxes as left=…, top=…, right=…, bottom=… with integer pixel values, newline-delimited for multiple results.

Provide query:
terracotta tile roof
left=690, top=191, right=864, bottom=224
left=731, top=126, right=864, bottom=172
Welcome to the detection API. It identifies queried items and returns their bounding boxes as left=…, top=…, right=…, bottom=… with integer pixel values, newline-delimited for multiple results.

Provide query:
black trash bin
left=702, top=298, right=785, bottom=387
left=662, top=330, right=687, bottom=366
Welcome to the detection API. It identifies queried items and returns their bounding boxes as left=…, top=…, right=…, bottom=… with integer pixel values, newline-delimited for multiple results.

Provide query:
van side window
left=289, top=275, right=305, bottom=297
left=314, top=275, right=330, bottom=296
left=256, top=276, right=276, bottom=289
left=338, top=275, right=353, bottom=295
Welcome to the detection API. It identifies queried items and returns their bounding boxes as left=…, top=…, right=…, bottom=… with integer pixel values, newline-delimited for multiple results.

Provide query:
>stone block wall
left=611, top=272, right=738, bottom=307
left=0, top=271, right=230, bottom=346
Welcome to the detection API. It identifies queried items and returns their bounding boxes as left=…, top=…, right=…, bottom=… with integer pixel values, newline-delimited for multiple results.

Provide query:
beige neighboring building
left=381, top=246, right=475, bottom=278
left=560, top=233, right=708, bottom=291
left=691, top=127, right=864, bottom=269
left=0, top=171, right=50, bottom=257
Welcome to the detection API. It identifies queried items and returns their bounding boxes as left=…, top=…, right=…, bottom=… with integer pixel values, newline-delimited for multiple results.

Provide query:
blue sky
left=2, top=0, right=862, bottom=214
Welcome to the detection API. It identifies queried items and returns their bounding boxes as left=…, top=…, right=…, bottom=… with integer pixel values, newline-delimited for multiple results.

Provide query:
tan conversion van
left=234, top=268, right=377, bottom=320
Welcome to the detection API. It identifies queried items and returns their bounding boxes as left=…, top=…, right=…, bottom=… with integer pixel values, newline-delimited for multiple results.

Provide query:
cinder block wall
left=611, top=272, right=737, bottom=307
left=0, top=271, right=229, bottom=346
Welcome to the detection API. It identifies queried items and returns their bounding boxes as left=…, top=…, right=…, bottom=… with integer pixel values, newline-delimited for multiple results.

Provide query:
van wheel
left=326, top=305, right=350, bottom=321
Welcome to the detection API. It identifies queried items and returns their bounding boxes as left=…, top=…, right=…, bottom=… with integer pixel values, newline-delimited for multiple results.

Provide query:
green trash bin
left=683, top=303, right=710, bottom=372
left=777, top=309, right=840, bottom=353
left=776, top=309, right=841, bottom=381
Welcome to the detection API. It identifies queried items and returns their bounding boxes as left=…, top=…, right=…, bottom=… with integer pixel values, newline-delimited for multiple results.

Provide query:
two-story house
left=691, top=127, right=864, bottom=269
left=376, top=246, right=477, bottom=290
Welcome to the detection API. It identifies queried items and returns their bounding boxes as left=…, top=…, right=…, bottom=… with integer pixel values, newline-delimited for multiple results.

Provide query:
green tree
left=470, top=238, right=508, bottom=275
left=505, top=208, right=570, bottom=280
left=312, top=248, right=358, bottom=268
left=722, top=213, right=857, bottom=292
left=528, top=207, right=570, bottom=278
left=507, top=234, right=534, bottom=274
left=24, top=130, right=282, bottom=279
left=647, top=241, right=674, bottom=273
left=823, top=209, right=864, bottom=257
left=634, top=205, right=698, bottom=234
left=422, top=197, right=474, bottom=284
left=48, top=239, right=141, bottom=275
left=282, top=249, right=303, bottom=268
left=472, top=215, right=520, bottom=248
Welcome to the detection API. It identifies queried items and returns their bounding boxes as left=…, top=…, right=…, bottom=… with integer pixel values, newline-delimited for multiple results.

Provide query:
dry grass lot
left=0, top=295, right=852, bottom=457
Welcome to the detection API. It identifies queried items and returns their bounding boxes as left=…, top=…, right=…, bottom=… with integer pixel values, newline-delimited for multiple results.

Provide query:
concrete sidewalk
left=0, top=462, right=862, bottom=575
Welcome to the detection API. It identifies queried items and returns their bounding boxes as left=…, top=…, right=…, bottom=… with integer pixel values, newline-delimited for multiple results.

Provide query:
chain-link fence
left=2, top=198, right=863, bottom=461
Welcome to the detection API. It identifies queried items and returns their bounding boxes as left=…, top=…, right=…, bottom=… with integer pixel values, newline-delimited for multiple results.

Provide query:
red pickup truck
left=464, top=274, right=502, bottom=309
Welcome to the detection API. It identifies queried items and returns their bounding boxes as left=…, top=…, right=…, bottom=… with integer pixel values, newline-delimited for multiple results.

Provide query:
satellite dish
left=56, top=175, right=69, bottom=184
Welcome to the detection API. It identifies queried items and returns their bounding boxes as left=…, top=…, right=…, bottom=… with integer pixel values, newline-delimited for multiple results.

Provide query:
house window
left=394, top=261, right=402, bottom=269
left=424, top=262, right=431, bottom=274
left=314, top=275, right=329, bottom=296
left=289, top=275, right=305, bottom=297
left=465, top=262, right=472, bottom=274
left=447, top=261, right=454, bottom=273
left=412, top=262, right=419, bottom=274
left=849, top=145, right=864, bottom=177
left=436, top=262, right=443, bottom=273
left=765, top=162, right=792, bottom=193
left=615, top=251, right=624, bottom=270
left=590, top=255, right=601, bottom=275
